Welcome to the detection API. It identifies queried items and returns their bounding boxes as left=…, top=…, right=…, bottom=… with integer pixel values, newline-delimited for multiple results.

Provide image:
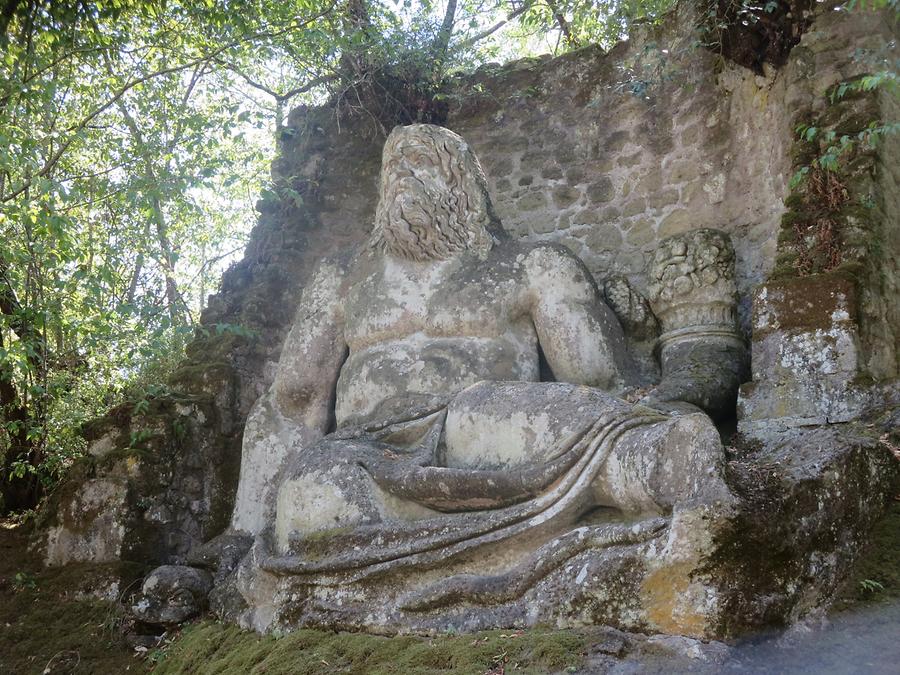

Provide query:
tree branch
left=0, top=254, right=44, bottom=368
left=454, top=2, right=532, bottom=51
left=0, top=6, right=337, bottom=203
left=545, top=0, right=578, bottom=48
left=432, top=0, right=458, bottom=59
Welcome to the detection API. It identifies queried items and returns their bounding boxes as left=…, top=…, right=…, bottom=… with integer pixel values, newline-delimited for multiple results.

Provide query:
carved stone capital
left=648, top=228, right=741, bottom=353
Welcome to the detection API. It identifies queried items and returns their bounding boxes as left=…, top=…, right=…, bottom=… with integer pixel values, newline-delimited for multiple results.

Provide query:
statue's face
left=380, top=142, right=448, bottom=236
left=372, top=124, right=496, bottom=262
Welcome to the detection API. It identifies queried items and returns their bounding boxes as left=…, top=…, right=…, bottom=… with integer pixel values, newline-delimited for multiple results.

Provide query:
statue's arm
left=272, top=260, right=349, bottom=433
left=524, top=245, right=633, bottom=391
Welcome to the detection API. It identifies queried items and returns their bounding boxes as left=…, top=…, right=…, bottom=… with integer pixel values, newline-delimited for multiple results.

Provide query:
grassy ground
left=1, top=480, right=896, bottom=675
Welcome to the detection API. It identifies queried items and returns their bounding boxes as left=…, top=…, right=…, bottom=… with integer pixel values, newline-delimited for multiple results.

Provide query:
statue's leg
left=230, top=389, right=318, bottom=536
left=187, top=390, right=301, bottom=574
left=272, top=436, right=435, bottom=555
left=592, top=410, right=731, bottom=513
left=444, top=381, right=731, bottom=515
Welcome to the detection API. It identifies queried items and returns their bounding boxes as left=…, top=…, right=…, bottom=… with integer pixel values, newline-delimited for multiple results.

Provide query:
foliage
left=859, top=578, right=885, bottom=593
left=518, top=0, right=676, bottom=50
left=11, top=570, right=36, bottom=591
left=0, top=1, right=298, bottom=510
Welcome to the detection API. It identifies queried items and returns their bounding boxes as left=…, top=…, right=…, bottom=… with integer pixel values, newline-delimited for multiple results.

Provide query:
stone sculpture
left=131, top=565, right=213, bottom=626
left=161, top=124, right=749, bottom=635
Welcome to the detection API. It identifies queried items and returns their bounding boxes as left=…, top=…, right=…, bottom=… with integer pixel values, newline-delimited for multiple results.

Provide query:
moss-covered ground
left=0, top=521, right=146, bottom=675
left=151, top=623, right=587, bottom=675
left=831, top=475, right=900, bottom=613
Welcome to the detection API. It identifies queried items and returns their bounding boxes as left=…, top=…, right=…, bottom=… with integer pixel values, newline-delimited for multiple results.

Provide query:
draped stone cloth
left=259, top=382, right=673, bottom=589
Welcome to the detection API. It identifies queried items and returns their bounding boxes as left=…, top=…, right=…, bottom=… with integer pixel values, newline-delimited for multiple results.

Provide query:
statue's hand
left=635, top=395, right=705, bottom=417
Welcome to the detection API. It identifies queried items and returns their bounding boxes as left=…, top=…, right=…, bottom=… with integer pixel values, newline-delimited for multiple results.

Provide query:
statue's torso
left=335, top=246, right=539, bottom=426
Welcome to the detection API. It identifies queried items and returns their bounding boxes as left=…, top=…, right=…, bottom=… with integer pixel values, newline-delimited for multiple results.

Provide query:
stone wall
left=40, top=1, right=899, bottom=569
left=449, top=37, right=790, bottom=333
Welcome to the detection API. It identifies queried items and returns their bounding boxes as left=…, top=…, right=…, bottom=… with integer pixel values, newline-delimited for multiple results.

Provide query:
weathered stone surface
left=603, top=275, right=659, bottom=342
left=587, top=177, right=615, bottom=203
left=715, top=420, right=899, bottom=636
left=43, top=393, right=238, bottom=568
left=646, top=229, right=748, bottom=420
left=737, top=273, right=868, bottom=436
left=44, top=477, right=129, bottom=566
left=195, top=126, right=759, bottom=638
left=131, top=565, right=213, bottom=626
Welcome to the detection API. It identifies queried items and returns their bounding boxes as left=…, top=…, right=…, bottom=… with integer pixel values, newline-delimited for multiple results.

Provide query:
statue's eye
left=403, top=150, right=435, bottom=169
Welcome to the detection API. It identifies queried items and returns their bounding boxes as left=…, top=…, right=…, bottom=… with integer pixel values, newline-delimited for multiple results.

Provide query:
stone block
left=540, top=164, right=564, bottom=180
left=585, top=223, right=623, bottom=251
left=614, top=248, right=646, bottom=274
left=657, top=209, right=693, bottom=238
left=702, top=174, right=726, bottom=205
left=623, top=198, right=646, bottom=218
left=647, top=189, right=679, bottom=211
left=587, top=177, right=615, bottom=203
left=485, top=156, right=513, bottom=177
left=667, top=160, right=700, bottom=184
left=565, top=166, right=587, bottom=183
left=604, top=130, right=630, bottom=152
left=552, top=185, right=580, bottom=208
left=132, top=565, right=214, bottom=626
left=530, top=216, right=559, bottom=235
left=572, top=208, right=601, bottom=226
left=680, top=122, right=701, bottom=147
left=737, top=274, right=869, bottom=437
left=517, top=190, right=547, bottom=211
left=625, top=218, right=657, bottom=248
left=45, top=477, right=129, bottom=566
left=619, top=151, right=643, bottom=168
left=494, top=177, right=512, bottom=192
left=637, top=168, right=662, bottom=195
left=602, top=206, right=621, bottom=221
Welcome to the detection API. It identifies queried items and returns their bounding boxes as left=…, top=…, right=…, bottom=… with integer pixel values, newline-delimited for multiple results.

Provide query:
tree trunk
left=0, top=327, right=40, bottom=513
left=432, top=0, right=457, bottom=62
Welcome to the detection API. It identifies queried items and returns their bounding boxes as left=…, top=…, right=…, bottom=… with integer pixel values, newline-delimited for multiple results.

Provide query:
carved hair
left=371, top=124, right=504, bottom=261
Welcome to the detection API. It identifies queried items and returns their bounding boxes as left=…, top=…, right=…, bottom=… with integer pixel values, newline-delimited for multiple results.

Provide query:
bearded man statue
left=199, top=124, right=747, bottom=635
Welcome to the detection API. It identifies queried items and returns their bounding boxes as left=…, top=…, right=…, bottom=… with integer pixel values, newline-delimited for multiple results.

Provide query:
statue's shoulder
left=517, top=241, right=592, bottom=279
left=299, top=248, right=361, bottom=311
left=306, top=245, right=366, bottom=288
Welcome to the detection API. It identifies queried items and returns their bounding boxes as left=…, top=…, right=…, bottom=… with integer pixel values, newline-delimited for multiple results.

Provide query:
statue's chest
left=344, top=260, right=521, bottom=342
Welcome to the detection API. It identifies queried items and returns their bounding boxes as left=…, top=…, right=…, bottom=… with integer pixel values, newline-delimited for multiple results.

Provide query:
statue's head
left=371, top=124, right=504, bottom=261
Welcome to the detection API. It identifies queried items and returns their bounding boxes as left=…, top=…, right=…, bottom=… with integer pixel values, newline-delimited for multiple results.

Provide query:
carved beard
left=374, top=172, right=475, bottom=262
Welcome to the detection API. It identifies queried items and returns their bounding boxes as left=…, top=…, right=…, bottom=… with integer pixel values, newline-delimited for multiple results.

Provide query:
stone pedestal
left=738, top=273, right=871, bottom=438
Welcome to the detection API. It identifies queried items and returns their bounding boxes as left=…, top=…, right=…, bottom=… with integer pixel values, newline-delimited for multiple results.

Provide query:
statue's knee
left=273, top=447, right=382, bottom=553
left=595, top=413, right=726, bottom=514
